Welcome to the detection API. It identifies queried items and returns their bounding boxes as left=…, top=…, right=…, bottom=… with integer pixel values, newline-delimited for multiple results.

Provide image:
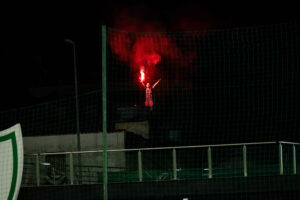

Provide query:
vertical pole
left=73, top=41, right=82, bottom=184
left=72, top=41, right=81, bottom=153
left=279, top=143, right=283, bottom=175
left=65, top=38, right=82, bottom=183
left=243, top=145, right=247, bottom=177
left=173, top=148, right=177, bottom=180
left=102, top=25, right=108, bottom=200
left=53, top=167, right=56, bottom=185
left=138, top=150, right=143, bottom=182
left=293, top=145, right=296, bottom=174
left=70, top=153, right=74, bottom=184
left=208, top=147, right=212, bottom=179
left=36, top=154, right=40, bottom=186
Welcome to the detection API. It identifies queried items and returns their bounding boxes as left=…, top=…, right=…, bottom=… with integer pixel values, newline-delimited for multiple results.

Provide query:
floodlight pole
left=64, top=39, right=81, bottom=152
left=65, top=39, right=82, bottom=183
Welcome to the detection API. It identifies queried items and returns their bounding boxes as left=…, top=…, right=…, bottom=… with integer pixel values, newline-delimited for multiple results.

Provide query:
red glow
left=108, top=31, right=183, bottom=69
left=135, top=52, right=161, bottom=69
left=105, top=5, right=209, bottom=84
left=107, top=22, right=197, bottom=85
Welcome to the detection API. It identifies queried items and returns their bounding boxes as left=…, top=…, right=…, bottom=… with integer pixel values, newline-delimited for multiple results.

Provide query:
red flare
left=140, top=67, right=145, bottom=83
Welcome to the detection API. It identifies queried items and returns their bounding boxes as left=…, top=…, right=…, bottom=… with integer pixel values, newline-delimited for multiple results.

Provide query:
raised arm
left=141, top=82, right=145, bottom=88
left=152, top=79, right=161, bottom=89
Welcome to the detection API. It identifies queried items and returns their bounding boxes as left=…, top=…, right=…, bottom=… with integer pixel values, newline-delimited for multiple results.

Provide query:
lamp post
left=64, top=39, right=81, bottom=152
left=65, top=39, right=82, bottom=183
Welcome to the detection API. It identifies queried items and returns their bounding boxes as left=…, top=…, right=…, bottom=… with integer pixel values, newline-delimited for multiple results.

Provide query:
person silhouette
left=142, top=79, right=161, bottom=110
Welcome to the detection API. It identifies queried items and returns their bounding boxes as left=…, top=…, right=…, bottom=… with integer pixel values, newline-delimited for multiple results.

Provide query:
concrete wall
left=22, top=131, right=126, bottom=185
left=23, top=131, right=125, bottom=153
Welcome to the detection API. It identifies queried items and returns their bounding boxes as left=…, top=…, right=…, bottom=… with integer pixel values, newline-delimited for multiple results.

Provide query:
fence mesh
left=1, top=21, right=300, bottom=199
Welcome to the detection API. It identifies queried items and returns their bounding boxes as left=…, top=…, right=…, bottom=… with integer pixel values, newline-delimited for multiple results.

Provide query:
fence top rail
left=279, top=141, right=300, bottom=145
left=25, top=141, right=280, bottom=156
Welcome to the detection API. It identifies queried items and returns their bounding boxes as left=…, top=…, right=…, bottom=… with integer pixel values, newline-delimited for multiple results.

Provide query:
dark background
left=1, top=1, right=299, bottom=145
left=2, top=1, right=299, bottom=109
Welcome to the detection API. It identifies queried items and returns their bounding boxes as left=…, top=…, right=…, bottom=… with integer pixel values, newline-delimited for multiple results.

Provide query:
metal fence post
left=208, top=147, right=212, bottom=179
left=243, top=145, right=247, bottom=177
left=70, top=153, right=74, bottom=184
left=36, top=154, right=40, bottom=186
left=173, top=148, right=177, bottom=180
left=279, top=143, right=283, bottom=175
left=293, top=145, right=296, bottom=174
left=138, top=150, right=143, bottom=182
left=102, top=25, right=108, bottom=200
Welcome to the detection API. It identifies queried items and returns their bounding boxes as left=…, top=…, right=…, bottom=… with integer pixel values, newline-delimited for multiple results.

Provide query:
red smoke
left=106, top=4, right=202, bottom=83
left=108, top=29, right=185, bottom=82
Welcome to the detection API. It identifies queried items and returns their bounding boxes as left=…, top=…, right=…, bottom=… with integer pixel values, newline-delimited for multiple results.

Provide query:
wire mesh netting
left=107, top=22, right=299, bottom=146
left=1, top=21, right=300, bottom=199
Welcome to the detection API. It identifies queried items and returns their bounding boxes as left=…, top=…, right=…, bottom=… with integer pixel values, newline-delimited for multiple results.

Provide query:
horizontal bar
left=279, top=141, right=300, bottom=145
left=25, top=141, right=279, bottom=156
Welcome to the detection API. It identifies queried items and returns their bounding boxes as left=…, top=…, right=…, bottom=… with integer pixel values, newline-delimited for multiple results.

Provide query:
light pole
left=65, top=39, right=82, bottom=183
left=64, top=39, right=81, bottom=152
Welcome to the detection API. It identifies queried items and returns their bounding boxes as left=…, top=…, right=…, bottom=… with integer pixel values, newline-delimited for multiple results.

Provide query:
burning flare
left=140, top=67, right=145, bottom=83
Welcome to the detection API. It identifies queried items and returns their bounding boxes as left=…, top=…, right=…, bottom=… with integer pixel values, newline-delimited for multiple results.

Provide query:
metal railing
left=23, top=141, right=299, bottom=186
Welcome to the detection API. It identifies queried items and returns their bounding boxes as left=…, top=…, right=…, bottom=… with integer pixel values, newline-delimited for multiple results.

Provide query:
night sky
left=1, top=1, right=299, bottom=110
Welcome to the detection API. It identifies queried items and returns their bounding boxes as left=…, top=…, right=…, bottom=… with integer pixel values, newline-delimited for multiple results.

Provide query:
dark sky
left=1, top=1, right=299, bottom=109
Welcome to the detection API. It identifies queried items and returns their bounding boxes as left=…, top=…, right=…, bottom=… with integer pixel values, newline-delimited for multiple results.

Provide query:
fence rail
left=23, top=141, right=299, bottom=186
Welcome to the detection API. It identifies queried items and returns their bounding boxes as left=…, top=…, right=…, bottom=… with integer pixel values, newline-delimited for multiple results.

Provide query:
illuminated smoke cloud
left=106, top=4, right=212, bottom=82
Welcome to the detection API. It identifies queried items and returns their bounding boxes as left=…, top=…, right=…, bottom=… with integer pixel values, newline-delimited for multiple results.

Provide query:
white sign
left=0, top=124, right=23, bottom=200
